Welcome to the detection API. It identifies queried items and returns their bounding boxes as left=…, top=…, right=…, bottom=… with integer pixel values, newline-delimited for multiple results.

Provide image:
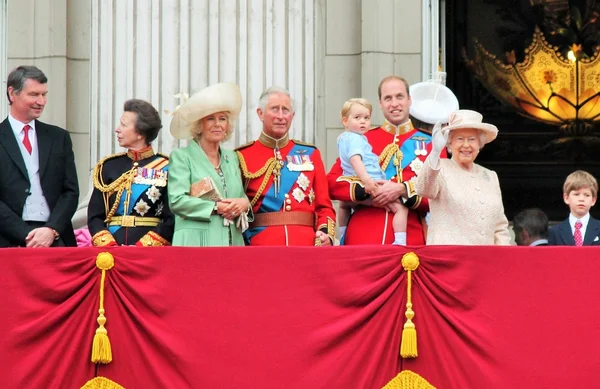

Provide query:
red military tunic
left=236, top=132, right=336, bottom=246
left=328, top=120, right=442, bottom=246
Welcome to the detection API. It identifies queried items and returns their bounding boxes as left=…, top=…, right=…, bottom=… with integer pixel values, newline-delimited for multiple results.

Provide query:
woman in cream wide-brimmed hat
left=168, top=82, right=251, bottom=247
left=415, top=109, right=511, bottom=245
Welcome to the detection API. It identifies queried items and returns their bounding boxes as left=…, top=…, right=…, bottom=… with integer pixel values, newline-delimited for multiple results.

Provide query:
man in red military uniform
left=328, top=75, right=446, bottom=246
left=236, top=86, right=336, bottom=246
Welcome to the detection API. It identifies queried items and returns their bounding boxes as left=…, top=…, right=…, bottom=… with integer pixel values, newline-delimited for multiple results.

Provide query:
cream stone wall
left=1, top=0, right=429, bottom=202
left=323, top=0, right=424, bottom=169
left=3, top=0, right=91, bottom=199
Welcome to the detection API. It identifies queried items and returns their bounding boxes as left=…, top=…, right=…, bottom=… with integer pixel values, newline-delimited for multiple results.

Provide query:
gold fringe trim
left=91, top=253, right=115, bottom=364
left=400, top=252, right=420, bottom=358
left=81, top=376, right=126, bottom=389
left=138, top=231, right=170, bottom=246
left=91, top=230, right=117, bottom=247
left=382, top=370, right=435, bottom=389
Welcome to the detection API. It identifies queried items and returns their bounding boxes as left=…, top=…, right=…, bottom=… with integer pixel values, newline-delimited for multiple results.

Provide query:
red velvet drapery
left=1, top=246, right=599, bottom=389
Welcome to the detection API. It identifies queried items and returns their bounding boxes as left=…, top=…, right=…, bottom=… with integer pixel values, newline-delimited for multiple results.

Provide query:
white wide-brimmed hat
left=169, top=82, right=242, bottom=140
left=409, top=81, right=459, bottom=124
left=442, top=109, right=498, bottom=144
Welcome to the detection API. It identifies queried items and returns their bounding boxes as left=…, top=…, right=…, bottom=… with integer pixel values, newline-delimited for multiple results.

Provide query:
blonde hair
left=563, top=170, right=598, bottom=197
left=340, top=98, right=372, bottom=121
left=190, top=111, right=235, bottom=142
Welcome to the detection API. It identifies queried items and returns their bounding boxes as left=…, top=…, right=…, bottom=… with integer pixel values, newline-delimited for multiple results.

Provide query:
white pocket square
left=594, top=236, right=599, bottom=242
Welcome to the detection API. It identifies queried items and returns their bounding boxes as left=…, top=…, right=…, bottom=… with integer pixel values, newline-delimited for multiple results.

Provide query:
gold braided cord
left=236, top=151, right=279, bottom=207
left=382, top=370, right=435, bottom=389
left=92, top=155, right=137, bottom=223
left=91, top=253, right=115, bottom=364
left=400, top=252, right=420, bottom=359
left=236, top=152, right=277, bottom=179
left=379, top=144, right=398, bottom=171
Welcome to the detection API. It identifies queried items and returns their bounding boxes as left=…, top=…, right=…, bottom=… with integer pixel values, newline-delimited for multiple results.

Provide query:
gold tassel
left=382, top=370, right=436, bottom=389
left=91, top=252, right=115, bottom=364
left=400, top=252, right=420, bottom=358
left=80, top=376, right=126, bottom=389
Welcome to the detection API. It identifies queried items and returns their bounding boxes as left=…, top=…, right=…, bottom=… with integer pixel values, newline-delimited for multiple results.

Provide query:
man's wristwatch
left=51, top=229, right=60, bottom=241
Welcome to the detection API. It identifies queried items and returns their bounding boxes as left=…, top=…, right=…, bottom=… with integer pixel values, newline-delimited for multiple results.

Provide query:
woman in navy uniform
left=87, top=99, right=174, bottom=246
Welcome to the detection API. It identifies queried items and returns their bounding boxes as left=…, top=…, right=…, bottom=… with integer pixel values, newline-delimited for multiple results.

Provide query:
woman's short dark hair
left=123, top=99, right=163, bottom=144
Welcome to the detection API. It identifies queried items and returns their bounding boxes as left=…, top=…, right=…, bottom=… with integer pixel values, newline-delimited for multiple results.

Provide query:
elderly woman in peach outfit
left=415, top=110, right=510, bottom=245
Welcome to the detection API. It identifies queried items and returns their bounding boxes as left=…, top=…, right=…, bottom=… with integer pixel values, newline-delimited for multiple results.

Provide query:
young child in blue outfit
left=336, top=98, right=407, bottom=245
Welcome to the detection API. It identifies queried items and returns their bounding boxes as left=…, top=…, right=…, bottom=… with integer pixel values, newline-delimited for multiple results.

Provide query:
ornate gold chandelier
left=464, top=27, right=600, bottom=136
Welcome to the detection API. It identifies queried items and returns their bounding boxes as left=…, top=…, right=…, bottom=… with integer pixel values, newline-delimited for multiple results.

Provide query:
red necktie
left=22, top=125, right=32, bottom=154
left=574, top=221, right=583, bottom=247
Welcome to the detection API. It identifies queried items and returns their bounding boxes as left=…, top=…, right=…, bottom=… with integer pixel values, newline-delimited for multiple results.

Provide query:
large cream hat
left=442, top=109, right=498, bottom=144
left=169, top=82, right=242, bottom=140
left=409, top=80, right=459, bottom=124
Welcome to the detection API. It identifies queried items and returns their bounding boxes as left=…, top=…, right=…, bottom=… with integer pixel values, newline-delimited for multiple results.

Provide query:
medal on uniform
left=308, top=189, right=315, bottom=205
left=287, top=154, right=314, bottom=172
left=409, top=158, right=424, bottom=173
left=292, top=187, right=305, bottom=203
left=273, top=147, right=284, bottom=195
left=414, top=141, right=428, bottom=156
left=296, top=173, right=310, bottom=191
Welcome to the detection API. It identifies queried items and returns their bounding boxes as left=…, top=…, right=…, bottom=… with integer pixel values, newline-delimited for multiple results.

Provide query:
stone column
left=4, top=0, right=91, bottom=198
left=0, top=0, right=7, bottom=120
left=90, top=0, right=323, bottom=166
left=322, top=0, right=426, bottom=168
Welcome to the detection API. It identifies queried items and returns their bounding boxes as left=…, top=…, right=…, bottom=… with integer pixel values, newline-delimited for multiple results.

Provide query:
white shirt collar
left=529, top=239, right=548, bottom=246
left=569, top=212, right=590, bottom=229
left=8, top=114, right=36, bottom=136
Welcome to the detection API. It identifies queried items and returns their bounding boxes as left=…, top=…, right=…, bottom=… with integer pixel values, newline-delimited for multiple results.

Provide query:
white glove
left=429, top=121, right=447, bottom=169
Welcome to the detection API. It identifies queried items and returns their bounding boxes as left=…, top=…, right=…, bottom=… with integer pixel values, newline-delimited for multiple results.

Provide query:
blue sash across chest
left=244, top=144, right=315, bottom=242
left=382, top=132, right=431, bottom=179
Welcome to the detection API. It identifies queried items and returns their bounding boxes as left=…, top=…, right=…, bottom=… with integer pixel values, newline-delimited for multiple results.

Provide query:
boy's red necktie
left=574, top=221, right=583, bottom=247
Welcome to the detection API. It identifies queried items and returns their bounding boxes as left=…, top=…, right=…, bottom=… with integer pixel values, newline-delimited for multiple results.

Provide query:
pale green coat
left=168, top=141, right=247, bottom=246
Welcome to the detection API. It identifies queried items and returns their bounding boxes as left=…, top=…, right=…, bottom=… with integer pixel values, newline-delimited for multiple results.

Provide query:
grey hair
left=258, top=86, right=295, bottom=112
left=6, top=66, right=48, bottom=105
left=447, top=129, right=487, bottom=149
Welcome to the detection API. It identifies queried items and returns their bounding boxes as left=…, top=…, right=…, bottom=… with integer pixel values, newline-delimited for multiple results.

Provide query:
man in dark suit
left=0, top=65, right=79, bottom=247
left=513, top=208, right=549, bottom=246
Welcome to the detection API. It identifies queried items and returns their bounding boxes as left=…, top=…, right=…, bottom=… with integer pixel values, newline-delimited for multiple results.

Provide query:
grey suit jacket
left=0, top=118, right=79, bottom=247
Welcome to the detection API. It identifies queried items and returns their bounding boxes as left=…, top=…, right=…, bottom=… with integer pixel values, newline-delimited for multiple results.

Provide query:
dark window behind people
left=0, top=65, right=79, bottom=247
left=513, top=208, right=549, bottom=246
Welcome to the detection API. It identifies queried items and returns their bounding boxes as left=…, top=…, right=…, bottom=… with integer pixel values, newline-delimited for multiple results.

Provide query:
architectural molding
left=90, top=0, right=321, bottom=166
left=422, top=0, right=444, bottom=80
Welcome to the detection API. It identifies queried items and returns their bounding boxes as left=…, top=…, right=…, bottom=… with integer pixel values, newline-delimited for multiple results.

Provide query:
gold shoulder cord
left=92, top=154, right=137, bottom=223
left=236, top=151, right=279, bottom=207
left=379, top=143, right=403, bottom=182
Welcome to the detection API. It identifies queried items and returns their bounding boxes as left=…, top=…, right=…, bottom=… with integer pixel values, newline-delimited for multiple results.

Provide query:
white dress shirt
left=8, top=114, right=51, bottom=222
left=569, top=213, right=590, bottom=241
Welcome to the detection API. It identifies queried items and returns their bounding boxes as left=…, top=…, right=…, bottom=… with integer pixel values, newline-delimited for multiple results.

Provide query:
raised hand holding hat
left=409, top=76, right=459, bottom=125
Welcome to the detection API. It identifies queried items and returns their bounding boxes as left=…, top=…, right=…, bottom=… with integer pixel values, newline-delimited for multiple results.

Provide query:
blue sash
left=382, top=132, right=431, bottom=179
left=244, top=144, right=315, bottom=243
left=108, top=164, right=169, bottom=234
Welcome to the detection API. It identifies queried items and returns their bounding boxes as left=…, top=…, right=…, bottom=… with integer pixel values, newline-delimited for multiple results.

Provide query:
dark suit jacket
left=0, top=118, right=79, bottom=247
left=548, top=217, right=600, bottom=246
